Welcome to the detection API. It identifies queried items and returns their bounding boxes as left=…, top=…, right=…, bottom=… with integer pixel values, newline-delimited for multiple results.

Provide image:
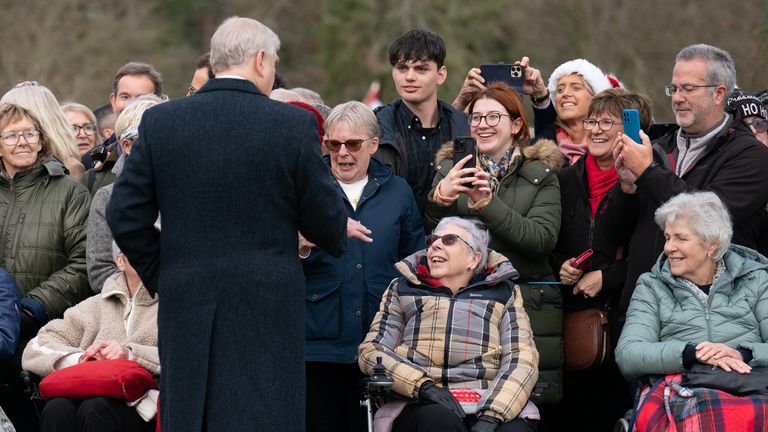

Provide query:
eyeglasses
left=583, top=118, right=621, bottom=131
left=425, top=233, right=474, bottom=251
left=468, top=112, right=511, bottom=127
left=745, top=118, right=768, bottom=134
left=323, top=138, right=370, bottom=152
left=1, top=129, right=40, bottom=146
left=664, top=83, right=719, bottom=97
left=72, top=123, right=98, bottom=136
left=187, top=86, right=198, bottom=96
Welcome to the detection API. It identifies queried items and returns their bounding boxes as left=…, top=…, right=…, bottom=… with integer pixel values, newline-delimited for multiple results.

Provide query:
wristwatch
left=530, top=90, right=550, bottom=105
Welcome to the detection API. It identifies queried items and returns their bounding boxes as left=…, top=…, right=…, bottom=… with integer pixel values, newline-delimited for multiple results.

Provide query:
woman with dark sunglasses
left=360, top=216, right=539, bottom=432
left=301, top=101, right=424, bottom=432
left=425, top=83, right=564, bottom=415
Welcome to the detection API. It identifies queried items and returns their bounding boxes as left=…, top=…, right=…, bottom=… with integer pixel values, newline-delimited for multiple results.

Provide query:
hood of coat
left=395, top=248, right=520, bottom=288
left=434, top=138, right=562, bottom=174
left=651, top=243, right=768, bottom=288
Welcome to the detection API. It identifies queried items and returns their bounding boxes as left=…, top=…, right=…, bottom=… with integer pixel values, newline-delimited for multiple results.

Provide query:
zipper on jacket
left=0, top=182, right=16, bottom=258
left=10, top=213, right=25, bottom=259
left=441, top=297, right=456, bottom=387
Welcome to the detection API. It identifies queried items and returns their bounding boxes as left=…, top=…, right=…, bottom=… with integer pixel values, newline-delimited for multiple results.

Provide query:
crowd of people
left=0, top=14, right=764, bottom=432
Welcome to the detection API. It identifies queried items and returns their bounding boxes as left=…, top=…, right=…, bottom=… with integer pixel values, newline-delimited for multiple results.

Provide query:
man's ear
left=437, top=65, right=447, bottom=86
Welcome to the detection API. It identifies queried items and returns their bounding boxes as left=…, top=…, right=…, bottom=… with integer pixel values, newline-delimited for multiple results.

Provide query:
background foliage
left=1, top=0, right=766, bottom=122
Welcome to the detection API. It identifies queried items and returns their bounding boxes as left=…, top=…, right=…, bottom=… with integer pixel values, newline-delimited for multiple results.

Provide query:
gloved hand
left=418, top=381, right=465, bottom=418
left=470, top=415, right=501, bottom=432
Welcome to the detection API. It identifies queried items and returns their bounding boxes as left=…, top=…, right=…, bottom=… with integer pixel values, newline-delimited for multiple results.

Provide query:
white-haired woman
left=1, top=82, right=85, bottom=178
left=617, top=191, right=768, bottom=377
left=359, top=217, right=539, bottom=432
left=86, top=95, right=165, bottom=292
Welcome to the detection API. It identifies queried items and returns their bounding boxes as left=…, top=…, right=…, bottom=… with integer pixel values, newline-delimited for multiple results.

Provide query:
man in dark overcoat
left=106, top=16, right=348, bottom=431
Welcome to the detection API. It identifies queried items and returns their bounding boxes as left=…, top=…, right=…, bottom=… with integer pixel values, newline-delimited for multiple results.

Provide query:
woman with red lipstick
left=549, top=88, right=652, bottom=431
left=62, top=103, right=99, bottom=158
left=425, top=83, right=564, bottom=418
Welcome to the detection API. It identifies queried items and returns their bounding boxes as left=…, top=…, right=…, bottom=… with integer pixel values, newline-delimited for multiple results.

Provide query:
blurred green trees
left=0, top=0, right=765, bottom=122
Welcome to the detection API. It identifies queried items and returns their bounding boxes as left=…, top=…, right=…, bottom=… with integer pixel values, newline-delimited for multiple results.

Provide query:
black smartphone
left=453, top=136, right=477, bottom=183
left=480, top=63, right=525, bottom=94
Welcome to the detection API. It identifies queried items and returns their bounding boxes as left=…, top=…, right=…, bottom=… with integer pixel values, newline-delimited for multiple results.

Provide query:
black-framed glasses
left=745, top=118, right=768, bottom=134
left=1, top=129, right=40, bottom=146
left=425, top=233, right=474, bottom=251
left=188, top=86, right=198, bottom=96
left=72, top=123, right=97, bottom=136
left=664, top=83, right=719, bottom=97
left=323, top=138, right=370, bottom=152
left=468, top=112, right=512, bottom=127
left=583, top=118, right=621, bottom=131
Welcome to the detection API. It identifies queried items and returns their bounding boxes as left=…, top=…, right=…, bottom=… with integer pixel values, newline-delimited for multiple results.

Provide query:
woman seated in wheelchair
left=359, top=217, right=540, bottom=432
left=615, top=191, right=768, bottom=430
left=21, top=242, right=158, bottom=432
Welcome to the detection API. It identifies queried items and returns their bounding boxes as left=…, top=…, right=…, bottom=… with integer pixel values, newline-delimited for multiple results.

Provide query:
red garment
left=634, top=374, right=768, bottom=432
left=585, top=152, right=618, bottom=219
left=416, top=257, right=443, bottom=288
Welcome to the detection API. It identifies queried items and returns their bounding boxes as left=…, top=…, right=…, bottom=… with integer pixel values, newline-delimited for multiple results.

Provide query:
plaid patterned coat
left=358, top=250, right=539, bottom=422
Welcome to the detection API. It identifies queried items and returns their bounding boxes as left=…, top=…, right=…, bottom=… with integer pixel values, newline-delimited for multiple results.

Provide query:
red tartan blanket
left=634, top=374, right=768, bottom=432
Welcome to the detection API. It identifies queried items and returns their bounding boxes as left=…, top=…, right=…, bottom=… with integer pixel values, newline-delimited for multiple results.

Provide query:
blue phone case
left=622, top=109, right=642, bottom=143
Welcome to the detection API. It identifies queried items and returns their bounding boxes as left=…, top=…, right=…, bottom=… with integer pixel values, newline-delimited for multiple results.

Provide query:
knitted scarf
left=477, top=145, right=518, bottom=192
left=584, top=152, right=618, bottom=219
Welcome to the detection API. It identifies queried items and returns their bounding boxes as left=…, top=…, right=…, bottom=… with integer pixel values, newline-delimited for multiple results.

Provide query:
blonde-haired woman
left=62, top=102, right=99, bottom=157
left=1, top=82, right=84, bottom=178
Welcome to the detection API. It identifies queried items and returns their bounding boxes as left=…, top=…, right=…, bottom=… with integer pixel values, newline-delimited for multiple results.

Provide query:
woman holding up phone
left=425, top=83, right=564, bottom=417
left=549, top=88, right=652, bottom=431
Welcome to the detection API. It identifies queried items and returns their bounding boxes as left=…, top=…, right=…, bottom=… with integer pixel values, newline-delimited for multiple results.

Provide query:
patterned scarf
left=556, top=127, right=587, bottom=165
left=584, top=152, right=618, bottom=220
left=477, top=146, right=518, bottom=192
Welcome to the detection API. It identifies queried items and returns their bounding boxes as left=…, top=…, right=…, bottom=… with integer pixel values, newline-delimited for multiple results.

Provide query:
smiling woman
left=359, top=217, right=540, bottom=432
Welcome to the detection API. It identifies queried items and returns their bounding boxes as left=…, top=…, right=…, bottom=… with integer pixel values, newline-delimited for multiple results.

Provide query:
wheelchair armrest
left=19, top=370, right=40, bottom=401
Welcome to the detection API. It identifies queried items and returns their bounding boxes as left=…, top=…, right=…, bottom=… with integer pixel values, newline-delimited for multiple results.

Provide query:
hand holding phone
left=622, top=109, right=642, bottom=144
left=480, top=63, right=525, bottom=94
left=453, top=137, right=477, bottom=186
left=571, top=249, right=594, bottom=270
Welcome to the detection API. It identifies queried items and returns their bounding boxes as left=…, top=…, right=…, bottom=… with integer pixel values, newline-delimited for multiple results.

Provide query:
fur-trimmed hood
left=435, top=138, right=563, bottom=174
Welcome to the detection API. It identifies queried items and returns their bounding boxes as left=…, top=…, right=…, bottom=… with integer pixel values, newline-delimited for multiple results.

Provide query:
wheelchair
left=360, top=356, right=395, bottom=432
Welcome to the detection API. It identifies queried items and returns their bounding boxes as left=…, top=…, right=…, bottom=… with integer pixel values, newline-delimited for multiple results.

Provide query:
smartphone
left=622, top=109, right=642, bottom=144
left=453, top=136, right=477, bottom=182
left=480, top=63, right=524, bottom=94
left=572, top=249, right=594, bottom=270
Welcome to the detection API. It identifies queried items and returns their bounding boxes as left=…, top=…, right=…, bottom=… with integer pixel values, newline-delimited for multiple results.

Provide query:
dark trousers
left=392, top=402, right=538, bottom=432
left=306, top=361, right=366, bottom=432
left=40, top=397, right=155, bottom=432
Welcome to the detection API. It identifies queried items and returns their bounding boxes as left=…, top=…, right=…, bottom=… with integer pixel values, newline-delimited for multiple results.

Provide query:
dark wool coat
left=107, top=78, right=348, bottom=432
left=598, top=118, right=768, bottom=331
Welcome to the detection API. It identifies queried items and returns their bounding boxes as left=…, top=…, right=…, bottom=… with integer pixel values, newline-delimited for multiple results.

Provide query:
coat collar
left=101, top=272, right=158, bottom=306
left=396, top=249, right=520, bottom=287
left=195, top=77, right=267, bottom=98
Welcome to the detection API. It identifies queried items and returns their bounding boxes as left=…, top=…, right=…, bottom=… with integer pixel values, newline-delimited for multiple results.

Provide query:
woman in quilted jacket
left=22, top=242, right=158, bottom=432
left=359, top=217, right=539, bottom=432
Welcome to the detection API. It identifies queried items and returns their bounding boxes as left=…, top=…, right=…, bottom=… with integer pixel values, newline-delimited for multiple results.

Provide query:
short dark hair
left=388, top=29, right=446, bottom=68
left=588, top=88, right=654, bottom=131
left=112, top=61, right=163, bottom=97
left=195, top=53, right=215, bottom=79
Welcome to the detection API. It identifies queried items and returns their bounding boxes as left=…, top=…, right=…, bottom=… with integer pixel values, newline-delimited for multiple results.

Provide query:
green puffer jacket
left=424, top=139, right=563, bottom=404
left=616, top=244, right=768, bottom=380
left=0, top=159, right=92, bottom=322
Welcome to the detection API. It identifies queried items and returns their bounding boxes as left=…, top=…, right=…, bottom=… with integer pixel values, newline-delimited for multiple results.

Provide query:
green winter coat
left=616, top=244, right=768, bottom=379
left=0, top=159, right=92, bottom=322
left=424, top=138, right=563, bottom=404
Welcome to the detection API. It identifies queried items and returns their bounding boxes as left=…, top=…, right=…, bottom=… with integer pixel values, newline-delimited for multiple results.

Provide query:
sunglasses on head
left=323, top=138, right=370, bottom=152
left=425, top=233, right=473, bottom=250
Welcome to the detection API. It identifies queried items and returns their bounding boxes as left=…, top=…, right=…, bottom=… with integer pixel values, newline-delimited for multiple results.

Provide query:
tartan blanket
left=633, top=374, right=768, bottom=432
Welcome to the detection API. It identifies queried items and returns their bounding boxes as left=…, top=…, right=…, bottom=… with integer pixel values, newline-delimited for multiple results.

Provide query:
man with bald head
left=107, top=16, right=348, bottom=431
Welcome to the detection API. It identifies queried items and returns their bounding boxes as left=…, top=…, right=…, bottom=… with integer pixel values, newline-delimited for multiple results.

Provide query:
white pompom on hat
left=547, top=59, right=613, bottom=99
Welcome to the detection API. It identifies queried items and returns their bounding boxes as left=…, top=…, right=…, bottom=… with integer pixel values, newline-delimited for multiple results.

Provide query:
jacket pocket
left=305, top=280, right=341, bottom=340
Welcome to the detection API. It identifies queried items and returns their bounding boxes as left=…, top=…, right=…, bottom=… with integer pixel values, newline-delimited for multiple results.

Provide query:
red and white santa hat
left=547, top=59, right=614, bottom=98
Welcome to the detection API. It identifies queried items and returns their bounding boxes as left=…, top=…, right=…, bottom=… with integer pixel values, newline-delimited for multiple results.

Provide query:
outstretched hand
left=452, top=68, right=485, bottom=112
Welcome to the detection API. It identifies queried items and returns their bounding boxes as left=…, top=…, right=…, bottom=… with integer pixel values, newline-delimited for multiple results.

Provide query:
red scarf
left=585, top=152, right=618, bottom=219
